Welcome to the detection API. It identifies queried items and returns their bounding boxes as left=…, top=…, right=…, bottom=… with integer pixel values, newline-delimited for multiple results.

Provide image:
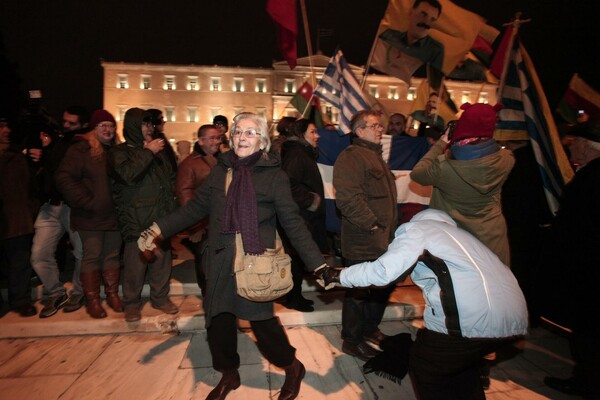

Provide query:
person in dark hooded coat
left=109, top=108, right=177, bottom=322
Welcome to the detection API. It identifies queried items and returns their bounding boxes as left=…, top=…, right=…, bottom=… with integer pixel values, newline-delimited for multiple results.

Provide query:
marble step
left=0, top=285, right=424, bottom=339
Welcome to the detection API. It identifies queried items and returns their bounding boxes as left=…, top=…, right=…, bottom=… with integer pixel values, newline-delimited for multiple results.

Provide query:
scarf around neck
left=221, top=150, right=266, bottom=254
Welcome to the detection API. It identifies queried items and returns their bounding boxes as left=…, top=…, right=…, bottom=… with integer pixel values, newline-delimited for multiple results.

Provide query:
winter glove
left=138, top=223, right=163, bottom=263
left=314, top=264, right=341, bottom=290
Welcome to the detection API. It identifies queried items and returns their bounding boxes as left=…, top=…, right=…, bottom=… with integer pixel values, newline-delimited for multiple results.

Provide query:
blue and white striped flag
left=496, top=36, right=574, bottom=214
left=314, top=49, right=370, bottom=134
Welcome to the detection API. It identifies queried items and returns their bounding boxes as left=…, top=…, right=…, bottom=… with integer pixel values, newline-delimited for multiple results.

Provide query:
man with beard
left=31, top=105, right=89, bottom=318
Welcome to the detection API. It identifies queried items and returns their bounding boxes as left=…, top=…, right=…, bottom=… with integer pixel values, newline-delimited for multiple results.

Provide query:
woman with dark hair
left=270, top=116, right=296, bottom=155
left=280, top=118, right=328, bottom=312
left=138, top=113, right=327, bottom=400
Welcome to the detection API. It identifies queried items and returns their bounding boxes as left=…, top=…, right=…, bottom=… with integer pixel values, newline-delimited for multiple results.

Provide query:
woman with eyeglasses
left=138, top=113, right=327, bottom=400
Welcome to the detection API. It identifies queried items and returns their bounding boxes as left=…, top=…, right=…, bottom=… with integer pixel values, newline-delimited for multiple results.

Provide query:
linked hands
left=313, top=264, right=341, bottom=290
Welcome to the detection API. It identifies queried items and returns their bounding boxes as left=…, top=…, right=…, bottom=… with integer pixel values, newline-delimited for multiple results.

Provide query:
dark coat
left=333, top=137, right=398, bottom=260
left=535, top=157, right=600, bottom=331
left=55, top=136, right=119, bottom=231
left=157, top=151, right=326, bottom=326
left=0, top=149, right=35, bottom=239
left=280, top=137, right=327, bottom=252
left=109, top=108, right=177, bottom=242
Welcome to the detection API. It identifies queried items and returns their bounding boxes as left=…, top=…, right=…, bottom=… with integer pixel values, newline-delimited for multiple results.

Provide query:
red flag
left=266, top=0, right=298, bottom=69
left=489, top=26, right=514, bottom=78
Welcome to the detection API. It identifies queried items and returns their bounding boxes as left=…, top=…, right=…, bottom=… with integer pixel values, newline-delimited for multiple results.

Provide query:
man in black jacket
left=31, top=105, right=89, bottom=318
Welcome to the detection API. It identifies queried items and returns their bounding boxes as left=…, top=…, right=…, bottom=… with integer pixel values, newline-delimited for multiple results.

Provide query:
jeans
left=30, top=203, right=83, bottom=298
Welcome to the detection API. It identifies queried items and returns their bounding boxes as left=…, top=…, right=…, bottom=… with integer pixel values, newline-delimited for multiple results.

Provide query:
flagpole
left=360, top=20, right=383, bottom=89
left=299, top=0, right=316, bottom=87
left=497, top=12, right=531, bottom=97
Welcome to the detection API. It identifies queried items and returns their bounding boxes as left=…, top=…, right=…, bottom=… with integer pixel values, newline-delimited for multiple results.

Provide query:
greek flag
left=314, top=49, right=370, bottom=134
left=496, top=34, right=574, bottom=214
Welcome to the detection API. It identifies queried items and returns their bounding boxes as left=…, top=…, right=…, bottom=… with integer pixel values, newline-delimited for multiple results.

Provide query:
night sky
left=1, top=0, right=598, bottom=119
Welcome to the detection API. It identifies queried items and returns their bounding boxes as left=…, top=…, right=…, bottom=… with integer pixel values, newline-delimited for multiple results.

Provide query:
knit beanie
left=450, top=102, right=503, bottom=144
left=90, top=109, right=116, bottom=128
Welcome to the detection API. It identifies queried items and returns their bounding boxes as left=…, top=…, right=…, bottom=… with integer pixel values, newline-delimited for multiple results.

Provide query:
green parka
left=109, top=108, right=176, bottom=242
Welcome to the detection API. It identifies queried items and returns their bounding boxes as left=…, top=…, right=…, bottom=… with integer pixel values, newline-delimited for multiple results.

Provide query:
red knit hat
left=90, top=109, right=116, bottom=128
left=450, top=102, right=503, bottom=144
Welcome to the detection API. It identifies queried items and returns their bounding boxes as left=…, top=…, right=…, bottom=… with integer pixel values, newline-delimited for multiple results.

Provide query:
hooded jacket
left=341, top=209, right=528, bottom=339
left=410, top=139, right=514, bottom=265
left=109, top=108, right=176, bottom=242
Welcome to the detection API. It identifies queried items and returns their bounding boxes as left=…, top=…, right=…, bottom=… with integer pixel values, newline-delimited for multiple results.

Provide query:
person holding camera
left=109, top=108, right=178, bottom=322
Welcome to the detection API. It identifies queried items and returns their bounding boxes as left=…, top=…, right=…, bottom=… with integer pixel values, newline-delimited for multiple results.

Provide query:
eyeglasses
left=232, top=129, right=259, bottom=138
left=97, top=123, right=116, bottom=129
left=363, top=123, right=384, bottom=131
left=214, top=122, right=226, bottom=127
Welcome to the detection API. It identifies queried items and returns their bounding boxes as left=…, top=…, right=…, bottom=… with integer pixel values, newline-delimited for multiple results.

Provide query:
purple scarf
left=221, top=151, right=266, bottom=254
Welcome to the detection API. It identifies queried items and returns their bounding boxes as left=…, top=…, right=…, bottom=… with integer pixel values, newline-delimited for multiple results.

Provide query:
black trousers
left=341, top=257, right=395, bottom=344
left=207, top=312, right=296, bottom=371
left=409, top=329, right=507, bottom=400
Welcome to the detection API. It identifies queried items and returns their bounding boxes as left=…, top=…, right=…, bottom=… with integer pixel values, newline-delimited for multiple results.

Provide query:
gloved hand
left=314, top=264, right=341, bottom=290
left=137, top=222, right=162, bottom=253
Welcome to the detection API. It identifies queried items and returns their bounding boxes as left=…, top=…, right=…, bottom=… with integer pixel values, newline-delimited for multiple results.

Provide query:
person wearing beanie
left=55, top=109, right=123, bottom=319
left=213, top=115, right=230, bottom=152
left=411, top=102, right=514, bottom=266
left=412, top=102, right=514, bottom=390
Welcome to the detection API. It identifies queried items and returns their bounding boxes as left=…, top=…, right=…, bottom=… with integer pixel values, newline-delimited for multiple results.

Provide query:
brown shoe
left=106, top=293, right=123, bottom=312
left=124, top=306, right=141, bottom=322
left=85, top=298, right=107, bottom=319
left=279, top=358, right=305, bottom=400
left=206, top=370, right=240, bottom=400
left=151, top=300, right=179, bottom=314
left=342, top=340, right=381, bottom=362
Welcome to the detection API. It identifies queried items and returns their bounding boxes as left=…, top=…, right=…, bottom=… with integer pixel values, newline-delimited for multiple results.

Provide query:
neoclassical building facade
left=102, top=54, right=497, bottom=144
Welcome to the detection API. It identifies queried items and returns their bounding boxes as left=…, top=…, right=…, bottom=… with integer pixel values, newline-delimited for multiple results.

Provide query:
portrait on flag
left=374, top=0, right=484, bottom=78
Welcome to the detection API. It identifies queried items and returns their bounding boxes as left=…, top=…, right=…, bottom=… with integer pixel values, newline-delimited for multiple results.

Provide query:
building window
left=284, top=79, right=295, bottom=93
left=140, top=75, right=151, bottom=90
left=256, top=107, right=267, bottom=118
left=187, top=107, right=198, bottom=123
left=116, top=106, right=127, bottom=122
left=461, top=91, right=471, bottom=104
left=233, top=106, right=244, bottom=117
left=210, top=108, right=222, bottom=121
left=369, top=85, right=379, bottom=99
left=388, top=86, right=399, bottom=100
left=233, top=77, right=244, bottom=92
left=165, top=107, right=175, bottom=122
left=117, top=75, right=128, bottom=89
left=164, top=75, right=176, bottom=90
left=478, top=92, right=489, bottom=104
left=187, top=76, right=199, bottom=91
left=407, top=87, right=417, bottom=101
left=256, top=78, right=267, bottom=93
left=447, top=89, right=455, bottom=102
left=211, top=77, right=222, bottom=91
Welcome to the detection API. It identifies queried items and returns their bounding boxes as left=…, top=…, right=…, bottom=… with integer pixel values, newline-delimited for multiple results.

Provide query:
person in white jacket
left=315, top=208, right=528, bottom=399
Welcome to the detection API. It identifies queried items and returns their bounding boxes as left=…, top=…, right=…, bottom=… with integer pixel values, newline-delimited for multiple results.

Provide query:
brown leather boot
left=103, top=268, right=123, bottom=312
left=206, top=369, right=240, bottom=400
left=80, top=271, right=107, bottom=319
left=279, top=358, right=305, bottom=400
